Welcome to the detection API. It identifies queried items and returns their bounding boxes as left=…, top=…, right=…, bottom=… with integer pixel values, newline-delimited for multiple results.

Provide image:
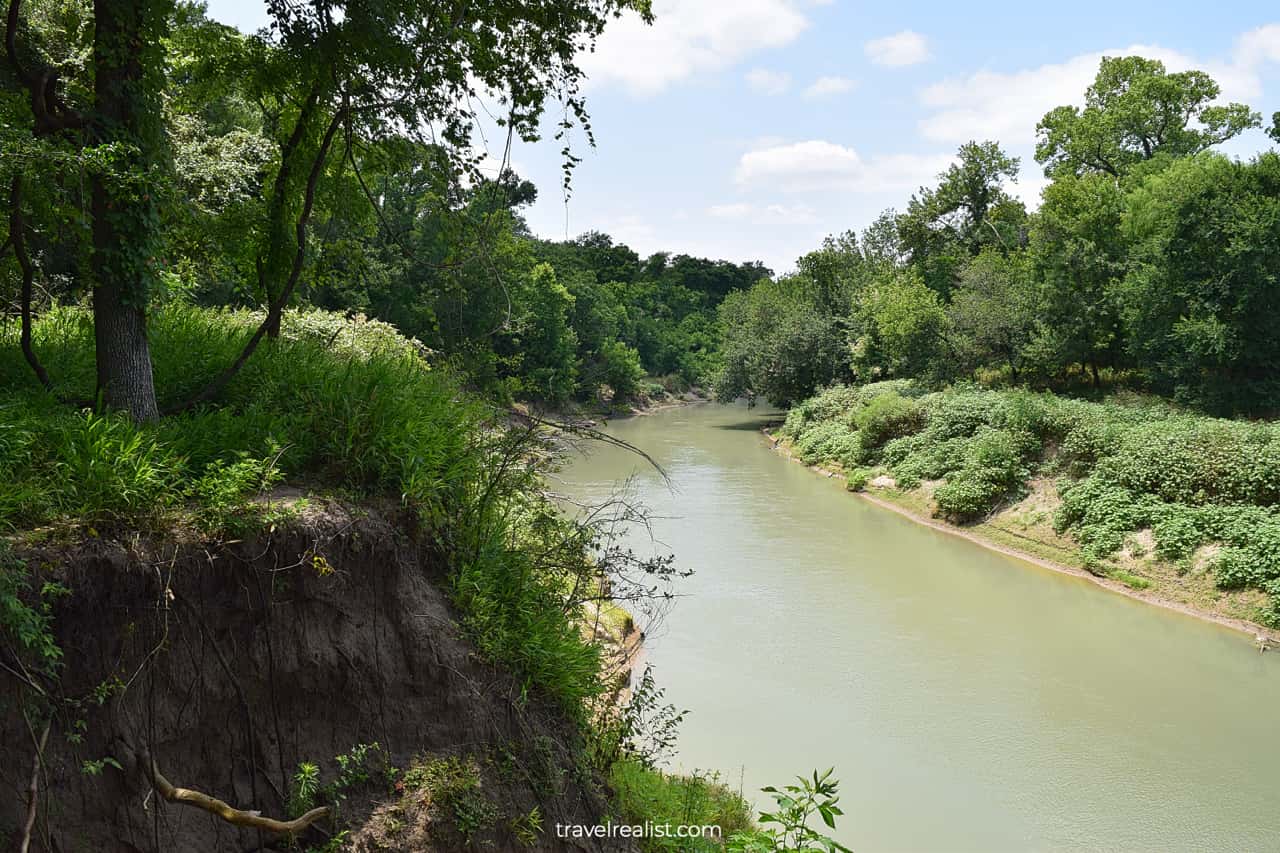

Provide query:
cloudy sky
left=205, top=0, right=1280, bottom=273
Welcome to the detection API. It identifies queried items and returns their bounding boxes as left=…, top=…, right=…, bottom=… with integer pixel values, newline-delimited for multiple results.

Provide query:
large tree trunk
left=89, top=0, right=170, bottom=422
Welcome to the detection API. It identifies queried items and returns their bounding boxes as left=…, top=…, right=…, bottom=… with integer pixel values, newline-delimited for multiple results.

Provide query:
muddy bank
left=0, top=502, right=625, bottom=852
left=763, top=428, right=1280, bottom=646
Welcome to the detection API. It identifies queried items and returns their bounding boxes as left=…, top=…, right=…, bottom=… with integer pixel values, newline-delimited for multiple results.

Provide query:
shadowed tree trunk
left=88, top=0, right=172, bottom=422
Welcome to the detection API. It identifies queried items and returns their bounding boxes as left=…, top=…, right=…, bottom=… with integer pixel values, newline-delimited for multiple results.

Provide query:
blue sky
left=203, top=0, right=1280, bottom=273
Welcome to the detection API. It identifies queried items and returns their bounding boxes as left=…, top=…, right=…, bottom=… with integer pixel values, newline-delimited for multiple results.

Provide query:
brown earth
left=1, top=501, right=627, bottom=852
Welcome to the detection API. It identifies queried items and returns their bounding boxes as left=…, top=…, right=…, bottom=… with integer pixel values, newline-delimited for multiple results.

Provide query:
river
left=559, top=401, right=1280, bottom=852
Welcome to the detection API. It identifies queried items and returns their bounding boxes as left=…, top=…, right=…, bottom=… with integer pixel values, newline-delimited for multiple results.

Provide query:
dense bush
left=793, top=421, right=862, bottom=467
left=934, top=428, right=1028, bottom=520
left=855, top=392, right=925, bottom=451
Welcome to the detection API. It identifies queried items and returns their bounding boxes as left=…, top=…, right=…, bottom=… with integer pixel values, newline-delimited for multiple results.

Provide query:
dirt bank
left=0, top=501, right=626, bottom=852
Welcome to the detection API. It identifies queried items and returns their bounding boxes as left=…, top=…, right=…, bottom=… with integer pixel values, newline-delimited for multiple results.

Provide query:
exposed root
left=17, top=721, right=50, bottom=853
left=146, top=755, right=329, bottom=835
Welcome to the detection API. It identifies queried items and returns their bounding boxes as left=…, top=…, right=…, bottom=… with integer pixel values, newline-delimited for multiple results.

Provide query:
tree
left=1036, top=56, right=1259, bottom=179
left=86, top=0, right=175, bottom=421
left=897, top=141, right=1025, bottom=298
left=715, top=276, right=849, bottom=407
left=1027, top=171, right=1127, bottom=386
left=794, top=230, right=866, bottom=316
left=4, top=0, right=175, bottom=419
left=508, top=263, right=578, bottom=402
left=948, top=249, right=1039, bottom=381
left=850, top=270, right=951, bottom=382
left=1120, top=152, right=1280, bottom=414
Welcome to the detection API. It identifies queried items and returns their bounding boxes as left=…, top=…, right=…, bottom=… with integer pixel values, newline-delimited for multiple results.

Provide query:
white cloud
left=708, top=202, right=820, bottom=225
left=803, top=75, right=858, bottom=99
left=580, top=0, right=809, bottom=96
left=1235, top=24, right=1280, bottom=68
left=918, top=34, right=1280, bottom=146
left=746, top=68, right=793, bottom=95
left=865, top=30, right=930, bottom=67
left=735, top=139, right=952, bottom=193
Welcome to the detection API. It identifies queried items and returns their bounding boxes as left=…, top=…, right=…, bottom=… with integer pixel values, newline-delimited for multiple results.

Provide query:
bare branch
left=516, top=410, right=670, bottom=485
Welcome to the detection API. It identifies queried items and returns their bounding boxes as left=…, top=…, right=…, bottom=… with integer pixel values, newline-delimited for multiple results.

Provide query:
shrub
left=845, top=468, right=871, bottom=492
left=793, top=421, right=862, bottom=467
left=854, top=392, right=924, bottom=451
left=934, top=428, right=1028, bottom=520
left=782, top=380, right=1280, bottom=619
left=925, top=390, right=1000, bottom=439
left=599, top=339, right=645, bottom=400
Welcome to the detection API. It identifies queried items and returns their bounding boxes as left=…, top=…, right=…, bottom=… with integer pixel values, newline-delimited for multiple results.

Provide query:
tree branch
left=9, top=174, right=52, bottom=390
left=145, top=755, right=329, bottom=836
left=165, top=104, right=346, bottom=415
left=5, top=0, right=85, bottom=135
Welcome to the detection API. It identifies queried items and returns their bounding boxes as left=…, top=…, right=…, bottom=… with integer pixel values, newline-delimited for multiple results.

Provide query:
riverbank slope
left=0, top=305, right=746, bottom=851
left=767, top=381, right=1280, bottom=644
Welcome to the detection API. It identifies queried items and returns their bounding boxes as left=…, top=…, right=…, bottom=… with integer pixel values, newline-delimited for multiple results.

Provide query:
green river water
left=559, top=401, right=1280, bottom=852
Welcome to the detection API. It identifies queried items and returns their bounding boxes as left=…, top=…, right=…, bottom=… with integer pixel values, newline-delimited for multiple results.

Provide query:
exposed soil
left=1, top=501, right=628, bottom=852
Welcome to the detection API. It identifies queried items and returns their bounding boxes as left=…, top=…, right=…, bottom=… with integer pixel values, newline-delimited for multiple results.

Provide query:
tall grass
left=0, top=305, right=480, bottom=528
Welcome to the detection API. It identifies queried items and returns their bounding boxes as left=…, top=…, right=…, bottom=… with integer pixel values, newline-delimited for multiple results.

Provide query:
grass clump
left=400, top=755, right=500, bottom=844
left=608, top=759, right=754, bottom=852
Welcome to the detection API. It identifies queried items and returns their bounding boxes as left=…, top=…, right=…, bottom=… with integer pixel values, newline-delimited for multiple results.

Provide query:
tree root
left=145, top=755, right=329, bottom=836
left=17, top=721, right=50, bottom=853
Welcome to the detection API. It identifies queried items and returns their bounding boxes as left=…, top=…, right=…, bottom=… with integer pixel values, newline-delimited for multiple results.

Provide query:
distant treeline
left=716, top=57, right=1280, bottom=416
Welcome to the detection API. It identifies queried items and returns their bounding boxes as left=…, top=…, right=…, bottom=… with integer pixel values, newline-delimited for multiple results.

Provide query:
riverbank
left=763, top=383, right=1280, bottom=647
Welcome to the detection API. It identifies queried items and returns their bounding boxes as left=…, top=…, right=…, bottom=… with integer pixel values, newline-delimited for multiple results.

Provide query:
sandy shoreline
left=762, top=428, right=1280, bottom=646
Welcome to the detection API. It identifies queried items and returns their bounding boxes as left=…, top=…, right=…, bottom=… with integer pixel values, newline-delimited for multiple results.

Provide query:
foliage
left=948, top=250, right=1040, bottom=381
left=0, top=305, right=625, bottom=713
left=0, top=543, right=67, bottom=677
left=851, top=270, right=951, bottom=382
left=933, top=428, right=1029, bottom=521
left=590, top=664, right=687, bottom=770
left=399, top=755, right=499, bottom=844
left=716, top=276, right=852, bottom=406
left=896, top=140, right=1026, bottom=297
left=1120, top=152, right=1280, bottom=413
left=716, top=54, right=1276, bottom=415
left=286, top=742, right=394, bottom=827
left=783, top=380, right=1280, bottom=623
left=727, top=769, right=852, bottom=853
left=1035, top=56, right=1259, bottom=178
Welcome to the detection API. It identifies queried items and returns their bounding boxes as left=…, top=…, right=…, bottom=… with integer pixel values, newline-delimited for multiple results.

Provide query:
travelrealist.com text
left=555, top=822, right=723, bottom=840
